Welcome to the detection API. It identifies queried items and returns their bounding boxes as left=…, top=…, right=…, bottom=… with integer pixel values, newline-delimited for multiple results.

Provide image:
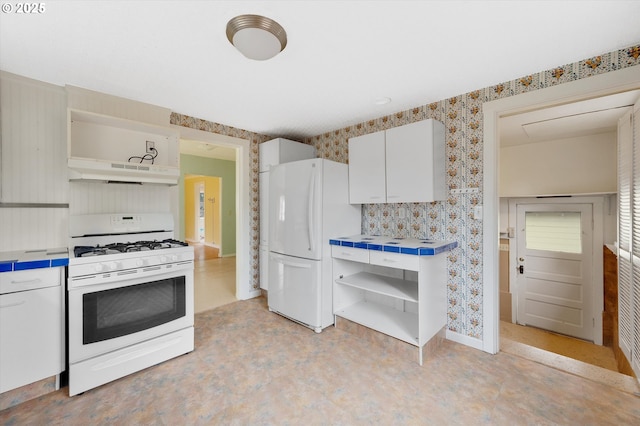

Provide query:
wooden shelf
left=336, top=300, right=419, bottom=346
left=336, top=271, right=418, bottom=302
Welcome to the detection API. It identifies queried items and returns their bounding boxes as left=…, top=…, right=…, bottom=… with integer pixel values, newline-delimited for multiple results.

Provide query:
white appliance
left=67, top=213, right=194, bottom=396
left=259, top=138, right=316, bottom=290
left=268, top=158, right=361, bottom=332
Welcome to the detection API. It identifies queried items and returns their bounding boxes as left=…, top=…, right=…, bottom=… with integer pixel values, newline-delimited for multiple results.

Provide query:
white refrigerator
left=268, top=158, right=361, bottom=332
left=259, top=139, right=316, bottom=290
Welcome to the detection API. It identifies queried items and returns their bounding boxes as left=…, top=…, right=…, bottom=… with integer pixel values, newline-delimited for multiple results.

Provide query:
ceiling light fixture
left=226, top=14, right=287, bottom=61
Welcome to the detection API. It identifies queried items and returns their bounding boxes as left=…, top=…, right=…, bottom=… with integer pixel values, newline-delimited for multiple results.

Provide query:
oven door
left=68, top=268, right=194, bottom=363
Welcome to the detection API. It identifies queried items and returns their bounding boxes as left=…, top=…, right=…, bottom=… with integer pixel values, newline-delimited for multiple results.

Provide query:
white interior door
left=516, top=203, right=593, bottom=341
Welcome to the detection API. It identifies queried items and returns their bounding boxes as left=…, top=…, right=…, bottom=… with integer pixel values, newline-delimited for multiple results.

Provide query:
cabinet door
left=348, top=130, right=386, bottom=203
left=0, top=285, right=63, bottom=393
left=0, top=74, right=68, bottom=203
left=259, top=138, right=315, bottom=173
left=386, top=120, right=445, bottom=202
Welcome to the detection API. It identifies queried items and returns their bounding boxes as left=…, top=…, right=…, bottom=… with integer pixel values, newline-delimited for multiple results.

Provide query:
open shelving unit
left=332, top=245, right=448, bottom=365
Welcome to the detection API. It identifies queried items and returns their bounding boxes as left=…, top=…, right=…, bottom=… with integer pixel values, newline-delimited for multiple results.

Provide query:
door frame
left=509, top=197, right=603, bottom=344
left=196, top=180, right=204, bottom=242
left=483, top=66, right=640, bottom=354
left=171, top=125, right=258, bottom=301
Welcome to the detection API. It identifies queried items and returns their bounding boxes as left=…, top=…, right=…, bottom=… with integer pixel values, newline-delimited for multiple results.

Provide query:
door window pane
left=525, top=211, right=582, bottom=253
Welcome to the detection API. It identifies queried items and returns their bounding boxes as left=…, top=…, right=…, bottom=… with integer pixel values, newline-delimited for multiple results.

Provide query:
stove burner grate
left=74, top=239, right=189, bottom=257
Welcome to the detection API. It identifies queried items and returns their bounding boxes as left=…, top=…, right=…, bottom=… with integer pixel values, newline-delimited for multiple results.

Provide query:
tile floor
left=2, top=297, right=639, bottom=425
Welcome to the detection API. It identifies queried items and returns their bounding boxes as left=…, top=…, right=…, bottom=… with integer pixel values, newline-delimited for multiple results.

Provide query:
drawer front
left=331, top=246, right=369, bottom=264
left=370, top=251, right=419, bottom=271
left=0, top=267, right=60, bottom=294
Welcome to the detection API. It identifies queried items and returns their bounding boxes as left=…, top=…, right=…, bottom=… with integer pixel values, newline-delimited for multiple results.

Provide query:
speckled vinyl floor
left=2, top=297, right=639, bottom=425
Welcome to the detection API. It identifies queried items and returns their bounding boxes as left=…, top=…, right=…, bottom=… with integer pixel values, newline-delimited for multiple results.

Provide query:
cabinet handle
left=0, top=300, right=26, bottom=309
left=383, top=258, right=397, bottom=263
left=341, top=252, right=352, bottom=256
left=10, top=279, right=42, bottom=286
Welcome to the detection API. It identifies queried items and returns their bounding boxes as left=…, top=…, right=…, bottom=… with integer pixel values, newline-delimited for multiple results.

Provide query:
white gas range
left=67, top=213, right=194, bottom=396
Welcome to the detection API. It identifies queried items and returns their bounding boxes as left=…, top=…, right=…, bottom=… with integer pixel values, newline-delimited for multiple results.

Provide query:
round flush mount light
left=226, top=14, right=287, bottom=61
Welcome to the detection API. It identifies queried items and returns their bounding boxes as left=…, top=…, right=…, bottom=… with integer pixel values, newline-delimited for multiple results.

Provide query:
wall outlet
left=146, top=140, right=155, bottom=153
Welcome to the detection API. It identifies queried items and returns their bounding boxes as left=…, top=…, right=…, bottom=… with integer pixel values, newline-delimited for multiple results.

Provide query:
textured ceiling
left=1, top=1, right=639, bottom=141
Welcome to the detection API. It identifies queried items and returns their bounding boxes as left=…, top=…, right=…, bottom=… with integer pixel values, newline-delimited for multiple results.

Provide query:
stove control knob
left=136, top=259, right=145, bottom=267
left=160, top=256, right=168, bottom=263
left=95, top=264, right=104, bottom=273
left=108, top=262, right=119, bottom=271
left=171, top=255, right=178, bottom=262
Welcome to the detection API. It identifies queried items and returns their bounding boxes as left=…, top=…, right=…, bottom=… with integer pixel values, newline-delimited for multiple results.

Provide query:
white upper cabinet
left=347, top=130, right=386, bottom=204
left=386, top=119, right=445, bottom=203
left=258, top=138, right=316, bottom=173
left=348, top=119, right=445, bottom=204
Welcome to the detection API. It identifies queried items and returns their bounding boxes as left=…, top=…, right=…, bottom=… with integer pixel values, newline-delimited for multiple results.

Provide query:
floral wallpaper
left=172, top=44, right=640, bottom=343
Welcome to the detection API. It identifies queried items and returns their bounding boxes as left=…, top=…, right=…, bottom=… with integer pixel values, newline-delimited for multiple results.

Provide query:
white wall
left=500, top=132, right=616, bottom=197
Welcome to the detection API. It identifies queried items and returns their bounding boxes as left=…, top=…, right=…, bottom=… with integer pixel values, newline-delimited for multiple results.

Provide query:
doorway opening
left=184, top=175, right=221, bottom=251
left=172, top=126, right=256, bottom=310
left=180, top=140, right=236, bottom=313
left=483, top=67, right=640, bottom=374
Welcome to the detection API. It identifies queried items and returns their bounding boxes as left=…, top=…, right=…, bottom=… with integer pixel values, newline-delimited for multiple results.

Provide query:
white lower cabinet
left=332, top=246, right=447, bottom=365
left=0, top=268, right=64, bottom=393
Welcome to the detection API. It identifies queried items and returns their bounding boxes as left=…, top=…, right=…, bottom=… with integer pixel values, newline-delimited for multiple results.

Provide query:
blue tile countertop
left=0, top=248, right=69, bottom=273
left=329, top=235, right=458, bottom=256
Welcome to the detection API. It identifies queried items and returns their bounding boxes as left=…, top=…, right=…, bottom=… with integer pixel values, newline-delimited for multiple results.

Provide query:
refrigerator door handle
left=274, top=257, right=312, bottom=270
left=307, top=167, right=316, bottom=251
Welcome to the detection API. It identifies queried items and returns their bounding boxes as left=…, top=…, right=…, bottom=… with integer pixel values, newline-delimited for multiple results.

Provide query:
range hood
left=68, top=157, right=180, bottom=185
